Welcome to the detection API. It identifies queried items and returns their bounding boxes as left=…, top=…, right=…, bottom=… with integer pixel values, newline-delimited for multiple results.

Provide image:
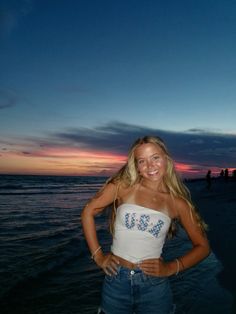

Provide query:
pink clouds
left=29, top=146, right=127, bottom=161
left=0, top=145, right=127, bottom=176
left=1, top=121, right=235, bottom=177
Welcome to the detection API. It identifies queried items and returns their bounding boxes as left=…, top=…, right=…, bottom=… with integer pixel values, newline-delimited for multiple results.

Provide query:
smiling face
left=134, top=143, right=167, bottom=183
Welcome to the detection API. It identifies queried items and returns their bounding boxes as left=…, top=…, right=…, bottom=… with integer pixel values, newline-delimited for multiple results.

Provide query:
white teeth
left=148, top=170, right=158, bottom=175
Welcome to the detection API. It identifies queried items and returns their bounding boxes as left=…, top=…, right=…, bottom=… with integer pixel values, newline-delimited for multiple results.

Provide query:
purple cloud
left=45, top=121, right=236, bottom=168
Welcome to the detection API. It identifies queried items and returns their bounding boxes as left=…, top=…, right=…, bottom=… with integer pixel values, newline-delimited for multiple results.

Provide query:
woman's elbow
left=202, top=241, right=211, bottom=258
left=81, top=205, right=96, bottom=224
left=81, top=206, right=90, bottom=225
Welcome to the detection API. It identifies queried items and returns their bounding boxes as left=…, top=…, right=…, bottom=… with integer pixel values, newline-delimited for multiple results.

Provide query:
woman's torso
left=111, top=183, right=177, bottom=263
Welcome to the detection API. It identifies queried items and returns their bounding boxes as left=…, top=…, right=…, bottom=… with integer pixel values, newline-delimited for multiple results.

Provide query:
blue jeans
left=99, top=266, right=174, bottom=314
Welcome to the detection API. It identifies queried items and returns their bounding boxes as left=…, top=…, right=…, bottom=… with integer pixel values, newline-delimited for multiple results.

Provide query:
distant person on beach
left=206, top=170, right=212, bottom=190
left=220, top=169, right=224, bottom=179
left=224, top=168, right=229, bottom=182
left=81, top=136, right=210, bottom=314
left=233, top=169, right=236, bottom=179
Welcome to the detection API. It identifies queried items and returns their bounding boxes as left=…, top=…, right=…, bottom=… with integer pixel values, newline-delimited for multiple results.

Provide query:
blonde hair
left=106, top=136, right=207, bottom=235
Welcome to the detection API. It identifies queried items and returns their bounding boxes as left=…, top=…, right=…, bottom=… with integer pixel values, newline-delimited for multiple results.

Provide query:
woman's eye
left=138, top=159, right=144, bottom=165
left=153, top=155, right=160, bottom=160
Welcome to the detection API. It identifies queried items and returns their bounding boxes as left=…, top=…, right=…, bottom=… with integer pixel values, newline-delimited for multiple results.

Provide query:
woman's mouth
left=148, top=170, right=158, bottom=176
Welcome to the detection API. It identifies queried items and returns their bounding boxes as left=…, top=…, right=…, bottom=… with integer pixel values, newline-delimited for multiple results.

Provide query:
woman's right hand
left=94, top=252, right=120, bottom=276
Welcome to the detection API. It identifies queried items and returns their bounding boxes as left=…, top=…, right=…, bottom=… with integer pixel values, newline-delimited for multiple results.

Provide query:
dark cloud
left=0, top=88, right=19, bottom=109
left=0, top=87, right=32, bottom=109
left=48, top=121, right=236, bottom=168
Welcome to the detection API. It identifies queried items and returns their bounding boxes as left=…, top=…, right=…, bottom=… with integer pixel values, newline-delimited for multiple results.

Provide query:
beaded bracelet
left=175, top=258, right=180, bottom=275
left=91, top=246, right=101, bottom=260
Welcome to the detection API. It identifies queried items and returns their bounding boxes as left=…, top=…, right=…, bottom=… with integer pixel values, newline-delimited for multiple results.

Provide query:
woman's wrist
left=175, top=258, right=180, bottom=275
left=167, top=257, right=185, bottom=276
left=165, top=259, right=180, bottom=276
left=93, top=250, right=105, bottom=266
left=91, top=246, right=102, bottom=260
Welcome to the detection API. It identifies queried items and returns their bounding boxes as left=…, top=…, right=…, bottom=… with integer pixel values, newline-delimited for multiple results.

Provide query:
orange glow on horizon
left=1, top=149, right=234, bottom=178
left=0, top=148, right=127, bottom=176
left=16, top=146, right=127, bottom=160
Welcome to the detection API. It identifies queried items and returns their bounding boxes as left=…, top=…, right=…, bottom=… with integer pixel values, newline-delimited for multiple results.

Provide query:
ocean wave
left=0, top=191, right=79, bottom=196
left=0, top=184, right=24, bottom=189
left=0, top=236, right=88, bottom=300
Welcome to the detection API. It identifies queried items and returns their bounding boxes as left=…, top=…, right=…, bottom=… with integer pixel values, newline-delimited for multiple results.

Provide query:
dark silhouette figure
left=206, top=170, right=212, bottom=190
left=220, top=169, right=224, bottom=179
left=233, top=169, right=236, bottom=179
left=224, top=168, right=229, bottom=182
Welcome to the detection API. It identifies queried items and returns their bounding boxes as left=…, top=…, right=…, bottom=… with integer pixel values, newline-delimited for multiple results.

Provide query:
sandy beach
left=187, top=177, right=236, bottom=306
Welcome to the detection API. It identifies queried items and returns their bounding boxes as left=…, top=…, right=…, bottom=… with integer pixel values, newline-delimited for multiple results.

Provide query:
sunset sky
left=1, top=0, right=236, bottom=178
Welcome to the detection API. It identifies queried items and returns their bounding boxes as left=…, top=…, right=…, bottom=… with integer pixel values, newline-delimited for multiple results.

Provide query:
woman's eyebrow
left=136, top=153, right=160, bottom=159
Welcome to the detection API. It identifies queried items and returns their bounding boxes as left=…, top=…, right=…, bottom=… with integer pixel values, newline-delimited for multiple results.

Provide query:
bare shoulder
left=89, top=181, right=118, bottom=205
left=175, top=196, right=189, bottom=210
left=171, top=196, right=191, bottom=218
left=172, top=197, right=202, bottom=231
left=103, top=181, right=117, bottom=193
left=117, top=182, right=133, bottom=198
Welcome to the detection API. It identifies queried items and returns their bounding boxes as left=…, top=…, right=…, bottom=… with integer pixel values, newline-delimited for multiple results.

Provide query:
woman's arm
left=140, top=198, right=210, bottom=277
left=81, top=182, right=120, bottom=274
left=170, top=198, right=210, bottom=271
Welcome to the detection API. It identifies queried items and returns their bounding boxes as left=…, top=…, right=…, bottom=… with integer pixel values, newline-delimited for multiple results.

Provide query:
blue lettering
left=148, top=220, right=164, bottom=238
left=137, top=214, right=150, bottom=231
left=125, top=213, right=136, bottom=229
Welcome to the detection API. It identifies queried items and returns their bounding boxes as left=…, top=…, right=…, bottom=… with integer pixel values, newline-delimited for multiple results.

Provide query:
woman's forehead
left=134, top=142, right=164, bottom=156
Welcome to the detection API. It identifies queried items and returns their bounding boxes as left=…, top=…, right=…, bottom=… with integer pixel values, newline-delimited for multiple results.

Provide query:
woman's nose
left=147, top=159, right=154, bottom=167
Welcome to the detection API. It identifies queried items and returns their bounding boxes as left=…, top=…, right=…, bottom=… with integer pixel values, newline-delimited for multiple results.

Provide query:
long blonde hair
left=106, top=136, right=207, bottom=235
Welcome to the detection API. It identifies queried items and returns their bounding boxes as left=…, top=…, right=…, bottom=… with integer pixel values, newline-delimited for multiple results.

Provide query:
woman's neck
left=140, top=178, right=166, bottom=193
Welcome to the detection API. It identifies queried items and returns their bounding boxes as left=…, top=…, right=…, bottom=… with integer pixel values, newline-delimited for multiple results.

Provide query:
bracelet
left=175, top=258, right=180, bottom=275
left=91, top=246, right=101, bottom=260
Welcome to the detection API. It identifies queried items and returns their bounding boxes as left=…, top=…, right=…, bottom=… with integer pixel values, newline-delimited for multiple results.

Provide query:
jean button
left=130, top=270, right=135, bottom=275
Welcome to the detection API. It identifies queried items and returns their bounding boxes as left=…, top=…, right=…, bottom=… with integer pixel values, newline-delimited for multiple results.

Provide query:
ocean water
left=0, top=175, right=234, bottom=314
left=0, top=175, right=111, bottom=314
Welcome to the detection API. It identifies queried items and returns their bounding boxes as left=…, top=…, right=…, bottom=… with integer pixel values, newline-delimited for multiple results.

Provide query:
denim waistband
left=107, top=265, right=167, bottom=284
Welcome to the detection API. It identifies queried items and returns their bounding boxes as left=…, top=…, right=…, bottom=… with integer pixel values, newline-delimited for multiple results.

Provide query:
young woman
left=81, top=136, right=210, bottom=314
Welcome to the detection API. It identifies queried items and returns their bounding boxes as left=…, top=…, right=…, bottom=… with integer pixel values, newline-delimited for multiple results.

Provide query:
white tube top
left=111, top=203, right=171, bottom=263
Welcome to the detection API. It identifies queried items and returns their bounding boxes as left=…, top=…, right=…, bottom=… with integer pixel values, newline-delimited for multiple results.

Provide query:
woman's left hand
left=139, top=258, right=171, bottom=277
